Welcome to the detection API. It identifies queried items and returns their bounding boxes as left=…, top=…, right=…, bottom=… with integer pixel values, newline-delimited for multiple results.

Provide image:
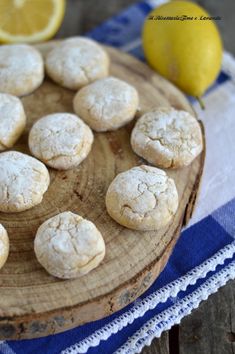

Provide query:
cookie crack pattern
left=29, top=113, right=93, bottom=170
left=106, top=165, right=178, bottom=230
left=46, top=37, right=109, bottom=90
left=79, top=64, right=90, bottom=83
left=46, top=153, right=72, bottom=162
left=121, top=203, right=144, bottom=219
left=0, top=151, right=49, bottom=212
left=0, top=44, right=44, bottom=96
left=34, top=212, right=105, bottom=279
left=64, top=251, right=105, bottom=273
left=131, top=109, right=202, bottom=168
left=5, top=185, right=10, bottom=201
left=73, top=77, right=139, bottom=131
left=144, top=124, right=194, bottom=154
left=122, top=177, right=171, bottom=218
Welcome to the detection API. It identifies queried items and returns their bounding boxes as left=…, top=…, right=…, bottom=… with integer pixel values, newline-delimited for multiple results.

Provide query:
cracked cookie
left=105, top=165, right=178, bottom=231
left=0, top=224, right=9, bottom=270
left=73, top=76, right=139, bottom=132
left=28, top=113, right=94, bottom=170
left=34, top=211, right=106, bottom=279
left=131, top=108, right=203, bottom=169
left=0, top=151, right=50, bottom=213
left=0, top=93, right=26, bottom=151
left=45, top=37, right=109, bottom=90
left=0, top=44, right=44, bottom=96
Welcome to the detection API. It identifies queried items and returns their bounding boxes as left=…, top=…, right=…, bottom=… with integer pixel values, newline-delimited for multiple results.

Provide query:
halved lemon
left=0, top=0, right=65, bottom=43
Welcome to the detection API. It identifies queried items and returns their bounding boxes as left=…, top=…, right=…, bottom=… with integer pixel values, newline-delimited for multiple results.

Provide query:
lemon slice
left=0, top=0, right=65, bottom=43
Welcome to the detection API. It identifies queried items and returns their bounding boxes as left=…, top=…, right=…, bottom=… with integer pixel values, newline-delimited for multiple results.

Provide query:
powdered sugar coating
left=0, top=151, right=50, bottom=213
left=0, top=224, right=9, bottom=270
left=34, top=211, right=105, bottom=279
left=131, top=108, right=203, bottom=169
left=28, top=113, right=94, bottom=170
left=106, top=165, right=178, bottom=231
left=0, top=93, right=26, bottom=151
left=73, top=76, right=139, bottom=132
left=45, top=37, right=109, bottom=90
left=0, top=44, right=44, bottom=96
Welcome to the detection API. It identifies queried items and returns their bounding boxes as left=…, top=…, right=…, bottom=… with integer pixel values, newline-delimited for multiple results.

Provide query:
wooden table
left=56, top=1, right=235, bottom=353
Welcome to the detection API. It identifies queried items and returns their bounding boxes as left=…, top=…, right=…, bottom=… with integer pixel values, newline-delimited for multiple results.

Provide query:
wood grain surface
left=179, top=279, right=235, bottom=354
left=0, top=43, right=204, bottom=340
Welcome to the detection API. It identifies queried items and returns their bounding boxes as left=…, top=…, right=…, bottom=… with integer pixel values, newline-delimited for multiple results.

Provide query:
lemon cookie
left=106, top=165, right=178, bottom=231
left=131, top=108, right=203, bottom=169
left=0, top=44, right=44, bottom=96
left=34, top=211, right=105, bottom=279
left=0, top=93, right=26, bottom=151
left=45, top=37, right=109, bottom=90
left=28, top=113, right=93, bottom=170
left=73, top=76, right=139, bottom=132
left=0, top=224, right=9, bottom=270
left=0, top=151, right=50, bottom=213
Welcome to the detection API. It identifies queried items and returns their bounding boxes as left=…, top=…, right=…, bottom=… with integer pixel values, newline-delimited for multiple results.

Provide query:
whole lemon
left=142, top=1, right=223, bottom=97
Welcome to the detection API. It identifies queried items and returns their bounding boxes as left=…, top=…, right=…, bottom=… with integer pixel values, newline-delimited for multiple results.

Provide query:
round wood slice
left=0, top=43, right=205, bottom=340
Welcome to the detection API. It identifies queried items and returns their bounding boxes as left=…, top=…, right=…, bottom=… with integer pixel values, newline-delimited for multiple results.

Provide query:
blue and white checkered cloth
left=1, top=1, right=235, bottom=353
